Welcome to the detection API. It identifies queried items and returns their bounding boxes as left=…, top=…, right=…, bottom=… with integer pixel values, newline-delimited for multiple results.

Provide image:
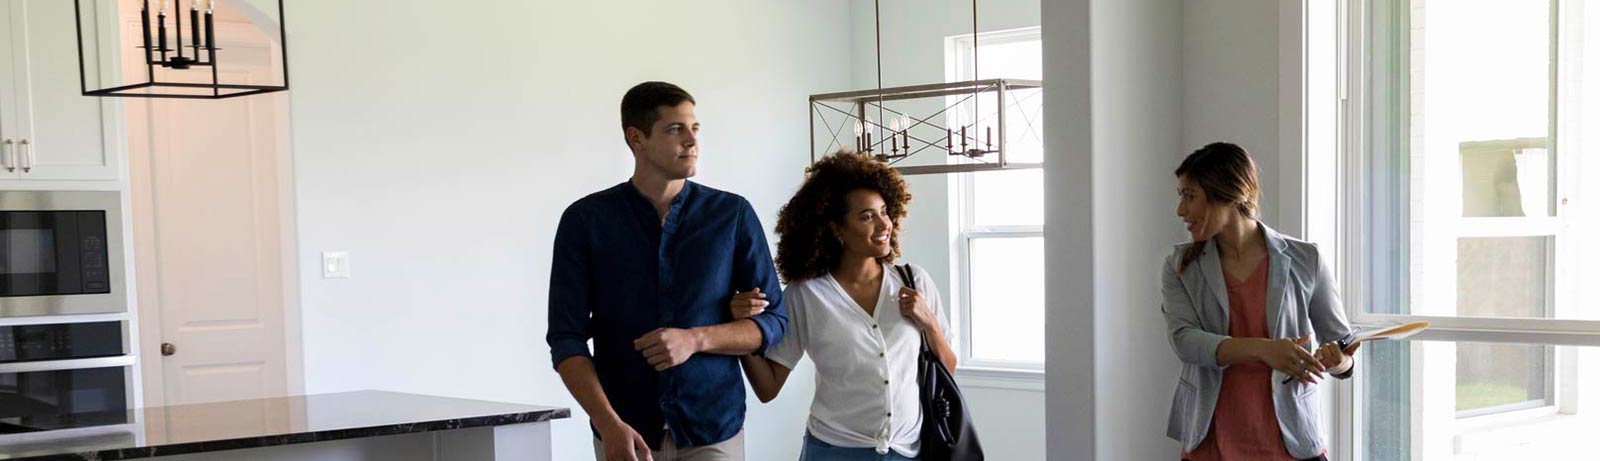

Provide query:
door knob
left=161, top=342, right=177, bottom=356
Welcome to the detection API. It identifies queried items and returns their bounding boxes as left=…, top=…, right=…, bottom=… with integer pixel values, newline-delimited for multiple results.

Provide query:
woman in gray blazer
left=1161, top=142, right=1359, bottom=461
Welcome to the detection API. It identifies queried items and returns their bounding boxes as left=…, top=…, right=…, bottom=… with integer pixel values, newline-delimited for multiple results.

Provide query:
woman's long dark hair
left=1175, top=142, right=1260, bottom=273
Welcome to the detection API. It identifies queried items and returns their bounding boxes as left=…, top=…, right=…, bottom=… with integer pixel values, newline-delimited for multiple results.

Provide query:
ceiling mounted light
left=809, top=0, right=1042, bottom=175
left=75, top=0, right=288, bottom=99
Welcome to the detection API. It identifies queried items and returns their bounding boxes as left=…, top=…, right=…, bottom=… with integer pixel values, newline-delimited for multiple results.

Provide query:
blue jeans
left=799, top=433, right=919, bottom=461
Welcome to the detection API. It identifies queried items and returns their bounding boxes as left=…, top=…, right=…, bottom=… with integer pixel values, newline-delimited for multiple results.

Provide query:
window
left=1325, top=0, right=1600, bottom=459
left=946, top=28, right=1044, bottom=372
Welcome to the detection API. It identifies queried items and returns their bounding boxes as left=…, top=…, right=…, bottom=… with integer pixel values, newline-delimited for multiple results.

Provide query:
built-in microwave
left=0, top=192, right=126, bottom=318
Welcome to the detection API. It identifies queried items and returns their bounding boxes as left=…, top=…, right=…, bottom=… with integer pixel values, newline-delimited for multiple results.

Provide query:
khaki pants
left=593, top=429, right=744, bottom=461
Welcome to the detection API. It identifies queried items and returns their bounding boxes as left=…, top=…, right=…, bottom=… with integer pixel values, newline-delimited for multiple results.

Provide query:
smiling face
left=1175, top=175, right=1237, bottom=242
left=627, top=102, right=700, bottom=180
left=834, top=188, right=894, bottom=259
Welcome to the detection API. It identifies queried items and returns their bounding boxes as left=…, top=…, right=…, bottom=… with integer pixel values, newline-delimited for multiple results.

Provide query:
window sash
left=956, top=174, right=1044, bottom=370
left=955, top=231, right=1044, bottom=371
left=957, top=165, right=1042, bottom=370
left=1342, top=0, right=1598, bottom=344
left=1453, top=345, right=1557, bottom=419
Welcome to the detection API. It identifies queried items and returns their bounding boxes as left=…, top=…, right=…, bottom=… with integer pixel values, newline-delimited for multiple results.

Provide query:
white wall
left=1046, top=1, right=1318, bottom=459
left=1088, top=0, right=1187, bottom=459
left=283, top=1, right=849, bottom=459
left=1182, top=0, right=1293, bottom=232
left=1043, top=0, right=1096, bottom=455
left=842, top=1, right=1046, bottom=460
left=1046, top=0, right=1186, bottom=459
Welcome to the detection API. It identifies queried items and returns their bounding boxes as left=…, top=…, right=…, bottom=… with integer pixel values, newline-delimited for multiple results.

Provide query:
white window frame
left=944, top=27, right=1047, bottom=386
left=1340, top=0, right=1600, bottom=346
left=1321, top=1, right=1600, bottom=460
left=952, top=186, right=1045, bottom=374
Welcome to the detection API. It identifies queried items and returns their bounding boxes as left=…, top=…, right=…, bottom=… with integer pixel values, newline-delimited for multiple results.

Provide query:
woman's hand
left=1315, top=340, right=1360, bottom=375
left=1255, top=335, right=1325, bottom=384
left=730, top=288, right=768, bottom=320
left=897, top=287, right=937, bottom=332
left=900, top=286, right=957, bottom=370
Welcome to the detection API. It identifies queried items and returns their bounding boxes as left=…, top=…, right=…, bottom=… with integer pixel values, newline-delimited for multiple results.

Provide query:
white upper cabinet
left=1, top=0, right=121, bottom=182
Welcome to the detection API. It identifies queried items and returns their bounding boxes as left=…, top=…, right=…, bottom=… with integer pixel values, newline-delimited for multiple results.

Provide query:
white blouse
left=766, top=263, right=951, bottom=457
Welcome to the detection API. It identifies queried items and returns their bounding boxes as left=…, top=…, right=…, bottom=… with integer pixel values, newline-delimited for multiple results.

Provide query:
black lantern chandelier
left=75, top=0, right=289, bottom=99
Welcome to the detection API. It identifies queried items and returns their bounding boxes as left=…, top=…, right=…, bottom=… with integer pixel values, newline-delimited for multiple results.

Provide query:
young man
left=547, top=81, right=787, bottom=461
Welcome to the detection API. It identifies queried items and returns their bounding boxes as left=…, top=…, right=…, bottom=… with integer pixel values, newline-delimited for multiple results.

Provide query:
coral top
left=1182, top=258, right=1297, bottom=461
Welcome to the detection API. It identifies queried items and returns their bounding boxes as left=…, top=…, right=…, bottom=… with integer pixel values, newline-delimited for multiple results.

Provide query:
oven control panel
left=0, top=321, right=123, bottom=363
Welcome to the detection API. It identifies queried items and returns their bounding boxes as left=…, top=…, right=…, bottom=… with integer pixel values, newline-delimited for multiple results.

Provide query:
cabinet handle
left=1, top=139, right=12, bottom=172
left=0, top=356, right=136, bottom=373
left=19, top=139, right=31, bottom=173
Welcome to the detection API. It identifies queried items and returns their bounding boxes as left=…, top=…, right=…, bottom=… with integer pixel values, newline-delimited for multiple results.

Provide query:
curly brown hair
left=775, top=151, right=912, bottom=283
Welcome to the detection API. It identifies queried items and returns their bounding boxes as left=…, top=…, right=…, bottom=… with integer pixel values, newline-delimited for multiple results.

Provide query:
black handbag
left=895, top=264, right=984, bottom=461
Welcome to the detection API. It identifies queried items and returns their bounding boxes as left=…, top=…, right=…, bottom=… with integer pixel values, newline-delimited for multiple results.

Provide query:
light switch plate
left=322, top=251, right=351, bottom=279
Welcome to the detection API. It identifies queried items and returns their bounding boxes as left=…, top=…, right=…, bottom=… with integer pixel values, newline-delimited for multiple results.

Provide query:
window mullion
left=1455, top=217, right=1561, bottom=237
left=1351, top=313, right=1600, bottom=344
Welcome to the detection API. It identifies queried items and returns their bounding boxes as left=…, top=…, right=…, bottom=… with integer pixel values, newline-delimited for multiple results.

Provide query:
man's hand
left=730, top=288, right=769, bottom=320
left=596, top=419, right=653, bottom=461
left=634, top=328, right=704, bottom=371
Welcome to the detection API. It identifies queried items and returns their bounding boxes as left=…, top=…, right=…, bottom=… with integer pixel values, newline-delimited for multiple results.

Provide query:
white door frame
left=124, top=0, right=301, bottom=407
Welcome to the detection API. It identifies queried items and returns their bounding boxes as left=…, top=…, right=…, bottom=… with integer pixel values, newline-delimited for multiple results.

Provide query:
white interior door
left=127, top=3, right=294, bottom=406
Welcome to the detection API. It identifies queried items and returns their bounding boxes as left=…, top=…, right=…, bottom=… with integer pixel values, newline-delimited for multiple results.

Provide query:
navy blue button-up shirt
left=546, top=181, right=787, bottom=449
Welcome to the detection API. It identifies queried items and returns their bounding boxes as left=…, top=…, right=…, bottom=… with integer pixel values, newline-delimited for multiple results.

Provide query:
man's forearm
left=555, top=356, right=626, bottom=432
left=693, top=319, right=764, bottom=356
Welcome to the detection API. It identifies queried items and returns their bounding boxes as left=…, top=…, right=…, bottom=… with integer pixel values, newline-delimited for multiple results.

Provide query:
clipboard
left=1337, top=321, right=1431, bottom=351
left=1277, top=321, right=1430, bottom=385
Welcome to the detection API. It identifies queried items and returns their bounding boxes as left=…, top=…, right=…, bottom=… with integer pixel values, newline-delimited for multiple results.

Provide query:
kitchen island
left=0, top=390, right=569, bottom=460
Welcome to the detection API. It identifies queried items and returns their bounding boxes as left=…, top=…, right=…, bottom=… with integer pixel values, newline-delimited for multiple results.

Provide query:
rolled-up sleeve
left=1161, top=251, right=1229, bottom=370
left=733, top=199, right=787, bottom=355
left=546, top=206, right=593, bottom=369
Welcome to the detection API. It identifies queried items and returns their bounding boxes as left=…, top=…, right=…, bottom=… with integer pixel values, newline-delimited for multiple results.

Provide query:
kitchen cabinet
left=0, top=0, right=121, bottom=182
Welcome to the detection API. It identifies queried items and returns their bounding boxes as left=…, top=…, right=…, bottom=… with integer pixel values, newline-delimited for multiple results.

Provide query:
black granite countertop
left=0, top=390, right=570, bottom=460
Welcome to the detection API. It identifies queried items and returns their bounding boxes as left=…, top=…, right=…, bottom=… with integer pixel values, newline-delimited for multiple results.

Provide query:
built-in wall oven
left=0, top=191, right=126, bottom=318
left=0, top=321, right=133, bottom=433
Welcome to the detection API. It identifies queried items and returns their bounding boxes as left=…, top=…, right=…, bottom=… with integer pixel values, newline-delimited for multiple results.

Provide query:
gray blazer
left=1161, top=223, right=1353, bottom=459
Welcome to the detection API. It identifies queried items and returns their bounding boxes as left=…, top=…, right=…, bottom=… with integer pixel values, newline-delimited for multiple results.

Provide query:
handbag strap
left=896, top=264, right=917, bottom=290
left=895, top=264, right=936, bottom=355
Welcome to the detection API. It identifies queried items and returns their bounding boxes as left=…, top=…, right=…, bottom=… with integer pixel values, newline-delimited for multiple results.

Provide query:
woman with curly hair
left=728, top=151, right=956, bottom=461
